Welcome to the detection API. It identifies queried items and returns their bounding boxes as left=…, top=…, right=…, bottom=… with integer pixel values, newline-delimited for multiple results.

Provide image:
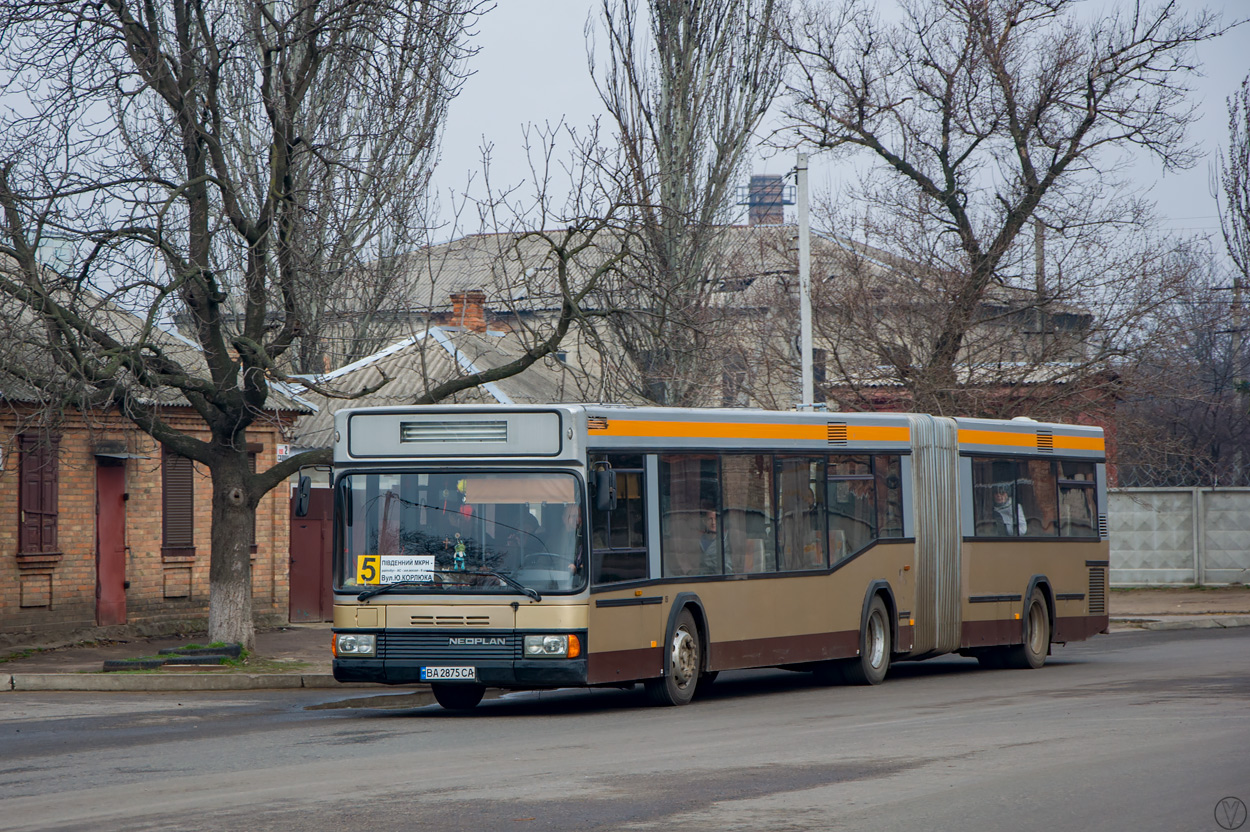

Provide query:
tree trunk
left=207, top=453, right=257, bottom=651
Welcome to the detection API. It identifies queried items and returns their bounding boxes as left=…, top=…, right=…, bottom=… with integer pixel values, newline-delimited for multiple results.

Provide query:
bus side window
left=972, top=457, right=1026, bottom=537
left=776, top=456, right=823, bottom=571
left=1025, top=459, right=1058, bottom=537
left=592, top=460, right=648, bottom=584
left=874, top=455, right=904, bottom=538
left=659, top=454, right=722, bottom=577
left=828, top=455, right=876, bottom=560
left=1058, top=461, right=1097, bottom=537
left=722, top=454, right=775, bottom=574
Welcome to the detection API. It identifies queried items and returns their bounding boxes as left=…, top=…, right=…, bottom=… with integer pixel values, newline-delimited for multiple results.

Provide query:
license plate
left=420, top=666, right=476, bottom=681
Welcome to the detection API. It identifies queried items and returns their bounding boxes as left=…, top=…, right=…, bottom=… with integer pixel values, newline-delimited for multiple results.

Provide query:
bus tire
left=1004, top=592, right=1050, bottom=670
left=843, top=596, right=891, bottom=686
left=431, top=683, right=485, bottom=711
left=811, top=661, right=844, bottom=686
left=644, top=609, right=701, bottom=706
left=976, top=649, right=1006, bottom=669
left=694, top=670, right=719, bottom=697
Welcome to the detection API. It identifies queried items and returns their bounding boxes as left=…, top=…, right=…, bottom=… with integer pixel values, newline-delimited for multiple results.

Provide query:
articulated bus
left=325, top=405, right=1109, bottom=710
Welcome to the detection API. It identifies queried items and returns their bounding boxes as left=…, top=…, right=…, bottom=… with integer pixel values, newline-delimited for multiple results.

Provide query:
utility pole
left=797, top=151, right=814, bottom=408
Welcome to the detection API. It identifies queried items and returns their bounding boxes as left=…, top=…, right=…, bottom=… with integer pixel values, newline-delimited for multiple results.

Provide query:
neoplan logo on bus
left=449, top=637, right=506, bottom=646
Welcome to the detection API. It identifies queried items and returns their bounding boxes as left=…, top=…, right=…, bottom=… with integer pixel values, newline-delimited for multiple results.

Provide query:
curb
left=5, top=673, right=371, bottom=692
left=1110, top=616, right=1250, bottom=631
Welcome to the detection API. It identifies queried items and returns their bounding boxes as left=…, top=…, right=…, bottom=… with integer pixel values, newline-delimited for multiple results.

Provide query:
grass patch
left=1, top=647, right=51, bottom=665
left=220, top=648, right=252, bottom=668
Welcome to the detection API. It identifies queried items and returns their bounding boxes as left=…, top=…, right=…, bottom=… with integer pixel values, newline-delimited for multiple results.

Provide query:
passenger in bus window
left=698, top=510, right=721, bottom=574
left=991, top=485, right=1027, bottom=536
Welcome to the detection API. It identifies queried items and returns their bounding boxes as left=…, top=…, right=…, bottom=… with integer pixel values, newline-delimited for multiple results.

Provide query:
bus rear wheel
left=645, top=609, right=701, bottom=706
left=843, top=596, right=891, bottom=686
left=431, top=683, right=485, bottom=711
left=1004, top=593, right=1050, bottom=670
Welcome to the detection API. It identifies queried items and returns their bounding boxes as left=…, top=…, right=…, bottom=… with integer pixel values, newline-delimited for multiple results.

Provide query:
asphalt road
left=2, top=627, right=1248, bottom=832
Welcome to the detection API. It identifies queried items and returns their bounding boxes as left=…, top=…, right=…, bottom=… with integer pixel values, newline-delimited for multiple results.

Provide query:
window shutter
left=19, top=437, right=41, bottom=552
left=19, top=435, right=59, bottom=554
left=162, top=451, right=195, bottom=557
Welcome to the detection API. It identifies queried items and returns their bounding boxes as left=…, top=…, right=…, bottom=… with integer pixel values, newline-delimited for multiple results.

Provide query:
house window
left=18, top=434, right=60, bottom=554
left=721, top=352, right=749, bottom=407
left=162, top=449, right=195, bottom=559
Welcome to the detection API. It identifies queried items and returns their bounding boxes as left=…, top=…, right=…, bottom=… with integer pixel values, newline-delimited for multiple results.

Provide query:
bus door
left=586, top=460, right=665, bottom=684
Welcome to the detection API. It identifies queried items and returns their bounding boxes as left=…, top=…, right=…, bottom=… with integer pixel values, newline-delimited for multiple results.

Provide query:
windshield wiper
left=356, top=581, right=429, bottom=602
left=467, top=569, right=542, bottom=602
left=356, top=570, right=542, bottom=603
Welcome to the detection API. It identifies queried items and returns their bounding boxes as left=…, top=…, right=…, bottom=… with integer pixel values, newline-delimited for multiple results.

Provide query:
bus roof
left=333, top=405, right=1104, bottom=463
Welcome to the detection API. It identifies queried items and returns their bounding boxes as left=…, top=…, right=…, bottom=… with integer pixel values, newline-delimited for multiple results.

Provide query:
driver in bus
left=544, top=503, right=585, bottom=574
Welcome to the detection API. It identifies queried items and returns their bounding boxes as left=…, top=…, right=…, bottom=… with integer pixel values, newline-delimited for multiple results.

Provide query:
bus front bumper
left=333, top=658, right=588, bottom=687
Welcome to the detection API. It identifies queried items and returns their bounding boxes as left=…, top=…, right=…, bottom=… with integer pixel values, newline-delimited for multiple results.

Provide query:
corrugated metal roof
left=289, top=326, right=610, bottom=449
left=0, top=279, right=310, bottom=413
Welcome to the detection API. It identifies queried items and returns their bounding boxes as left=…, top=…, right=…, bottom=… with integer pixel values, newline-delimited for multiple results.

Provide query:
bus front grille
left=410, top=615, right=492, bottom=627
left=378, top=630, right=518, bottom=662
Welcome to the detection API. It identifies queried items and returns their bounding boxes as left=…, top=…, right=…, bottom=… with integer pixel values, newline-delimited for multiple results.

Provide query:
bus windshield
left=336, top=471, right=586, bottom=595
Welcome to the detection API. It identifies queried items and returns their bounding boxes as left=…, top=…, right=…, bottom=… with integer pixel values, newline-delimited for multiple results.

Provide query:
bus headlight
left=335, top=633, right=376, bottom=657
left=523, top=634, right=581, bottom=658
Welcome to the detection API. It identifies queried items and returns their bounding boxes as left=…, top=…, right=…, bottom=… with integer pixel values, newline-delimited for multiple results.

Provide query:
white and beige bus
left=323, top=405, right=1109, bottom=710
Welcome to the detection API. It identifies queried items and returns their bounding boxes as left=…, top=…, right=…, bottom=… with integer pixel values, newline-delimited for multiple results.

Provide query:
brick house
left=1, top=403, right=304, bottom=642
left=0, top=293, right=309, bottom=643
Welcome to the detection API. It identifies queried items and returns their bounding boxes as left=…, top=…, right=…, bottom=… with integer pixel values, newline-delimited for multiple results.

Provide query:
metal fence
left=1108, top=488, right=1250, bottom=586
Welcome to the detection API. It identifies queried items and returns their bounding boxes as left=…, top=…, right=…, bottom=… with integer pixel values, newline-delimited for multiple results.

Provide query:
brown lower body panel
left=587, top=630, right=864, bottom=684
left=587, top=646, right=663, bottom=685
left=963, top=614, right=1109, bottom=649
left=708, top=630, right=860, bottom=672
left=962, top=618, right=1021, bottom=648
left=1053, top=614, right=1109, bottom=642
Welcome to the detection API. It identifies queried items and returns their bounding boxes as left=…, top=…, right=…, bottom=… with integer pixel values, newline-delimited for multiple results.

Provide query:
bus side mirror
left=594, top=468, right=617, bottom=512
left=294, top=475, right=311, bottom=517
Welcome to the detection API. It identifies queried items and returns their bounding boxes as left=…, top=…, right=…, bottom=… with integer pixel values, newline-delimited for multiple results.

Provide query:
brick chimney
left=450, top=290, right=488, bottom=332
left=748, top=175, right=786, bottom=226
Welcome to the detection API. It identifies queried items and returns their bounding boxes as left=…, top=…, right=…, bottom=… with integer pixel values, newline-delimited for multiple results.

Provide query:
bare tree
left=0, top=0, right=486, bottom=648
left=783, top=0, right=1223, bottom=415
left=589, top=0, right=787, bottom=405
left=1118, top=70, right=1250, bottom=486
left=291, top=120, right=637, bottom=413
left=1216, top=73, right=1250, bottom=382
left=1115, top=249, right=1250, bottom=487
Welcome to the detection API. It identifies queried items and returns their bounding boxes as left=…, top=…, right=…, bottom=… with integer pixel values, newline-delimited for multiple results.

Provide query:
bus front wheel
left=431, top=683, right=485, bottom=711
left=645, top=609, right=701, bottom=706
left=843, top=596, right=892, bottom=686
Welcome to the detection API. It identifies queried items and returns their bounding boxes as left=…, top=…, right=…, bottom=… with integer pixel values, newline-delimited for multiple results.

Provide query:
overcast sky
left=431, top=1, right=1248, bottom=250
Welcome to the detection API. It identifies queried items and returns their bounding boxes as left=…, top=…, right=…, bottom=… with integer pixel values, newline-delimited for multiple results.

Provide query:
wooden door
left=96, top=461, right=127, bottom=626
left=290, top=489, right=334, bottom=622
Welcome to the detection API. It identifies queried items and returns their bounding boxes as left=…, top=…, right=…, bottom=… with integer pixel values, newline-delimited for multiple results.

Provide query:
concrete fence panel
left=1109, top=488, right=1250, bottom=586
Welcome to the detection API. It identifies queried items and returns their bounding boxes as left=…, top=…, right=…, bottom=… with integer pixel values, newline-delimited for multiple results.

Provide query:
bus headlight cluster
left=335, top=633, right=376, bottom=657
left=523, top=634, right=581, bottom=658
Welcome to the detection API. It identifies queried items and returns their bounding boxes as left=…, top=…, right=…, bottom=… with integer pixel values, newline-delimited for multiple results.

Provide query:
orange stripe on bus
left=591, top=420, right=909, bottom=443
left=959, top=429, right=1035, bottom=447
left=959, top=429, right=1104, bottom=452
left=1052, top=435, right=1105, bottom=451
